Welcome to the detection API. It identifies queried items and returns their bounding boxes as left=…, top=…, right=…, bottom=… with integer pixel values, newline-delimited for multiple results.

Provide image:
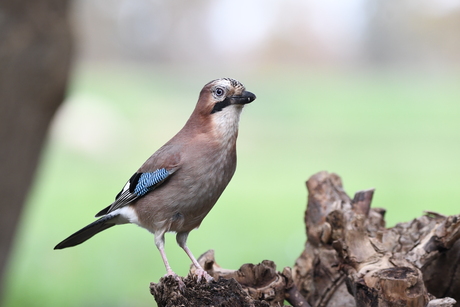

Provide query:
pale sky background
left=71, top=0, right=460, bottom=69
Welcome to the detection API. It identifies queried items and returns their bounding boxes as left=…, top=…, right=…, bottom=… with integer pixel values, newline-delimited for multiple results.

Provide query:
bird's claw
left=194, top=268, right=213, bottom=283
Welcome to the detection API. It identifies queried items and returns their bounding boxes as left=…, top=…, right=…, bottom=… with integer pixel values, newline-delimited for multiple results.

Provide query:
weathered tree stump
left=150, top=275, right=270, bottom=307
left=150, top=171, right=460, bottom=306
left=150, top=250, right=308, bottom=307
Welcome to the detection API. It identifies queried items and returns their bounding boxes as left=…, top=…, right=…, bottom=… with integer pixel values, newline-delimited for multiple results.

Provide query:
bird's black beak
left=230, top=91, right=256, bottom=105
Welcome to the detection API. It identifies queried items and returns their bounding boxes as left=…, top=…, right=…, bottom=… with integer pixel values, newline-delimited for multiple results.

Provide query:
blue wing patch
left=132, top=169, right=170, bottom=196
left=95, top=168, right=171, bottom=217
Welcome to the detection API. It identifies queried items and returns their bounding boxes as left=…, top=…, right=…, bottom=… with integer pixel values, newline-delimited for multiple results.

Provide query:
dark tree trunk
left=0, top=0, right=72, bottom=294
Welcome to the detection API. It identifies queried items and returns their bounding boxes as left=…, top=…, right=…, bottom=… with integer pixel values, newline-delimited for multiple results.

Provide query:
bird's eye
left=215, top=87, right=225, bottom=97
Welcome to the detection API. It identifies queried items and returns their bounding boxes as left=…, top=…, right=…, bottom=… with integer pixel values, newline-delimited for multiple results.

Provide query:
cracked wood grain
left=150, top=171, right=460, bottom=306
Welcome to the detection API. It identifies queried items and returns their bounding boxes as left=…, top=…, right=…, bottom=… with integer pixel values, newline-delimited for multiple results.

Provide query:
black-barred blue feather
left=133, top=169, right=169, bottom=196
left=95, top=168, right=170, bottom=217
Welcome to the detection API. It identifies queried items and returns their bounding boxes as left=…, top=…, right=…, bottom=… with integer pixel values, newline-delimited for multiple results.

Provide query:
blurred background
left=1, top=0, right=460, bottom=306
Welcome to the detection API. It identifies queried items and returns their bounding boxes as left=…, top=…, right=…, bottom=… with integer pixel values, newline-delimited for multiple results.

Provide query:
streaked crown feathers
left=206, top=78, right=245, bottom=91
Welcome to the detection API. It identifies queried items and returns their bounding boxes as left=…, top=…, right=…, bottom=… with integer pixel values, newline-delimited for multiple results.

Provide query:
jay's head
left=188, top=78, right=256, bottom=136
left=195, top=78, right=256, bottom=118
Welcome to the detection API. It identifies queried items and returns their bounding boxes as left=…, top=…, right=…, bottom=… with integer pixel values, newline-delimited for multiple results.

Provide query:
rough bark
left=0, top=0, right=72, bottom=293
left=150, top=171, right=460, bottom=306
left=151, top=275, right=270, bottom=307
left=150, top=250, right=307, bottom=307
left=292, top=171, right=459, bottom=306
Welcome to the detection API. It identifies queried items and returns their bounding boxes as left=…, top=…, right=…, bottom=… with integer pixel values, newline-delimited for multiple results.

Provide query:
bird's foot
left=194, top=268, right=213, bottom=283
left=164, top=272, right=186, bottom=291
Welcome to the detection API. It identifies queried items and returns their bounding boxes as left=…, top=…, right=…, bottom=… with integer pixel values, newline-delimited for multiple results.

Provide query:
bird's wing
left=95, top=143, right=182, bottom=217
left=95, top=168, right=171, bottom=217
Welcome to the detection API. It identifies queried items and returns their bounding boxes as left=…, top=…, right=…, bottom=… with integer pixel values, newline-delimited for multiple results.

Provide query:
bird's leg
left=176, top=232, right=213, bottom=282
left=158, top=246, right=175, bottom=276
left=155, top=233, right=185, bottom=289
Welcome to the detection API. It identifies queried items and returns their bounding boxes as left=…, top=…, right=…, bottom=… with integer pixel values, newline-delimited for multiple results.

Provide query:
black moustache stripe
left=210, top=97, right=231, bottom=114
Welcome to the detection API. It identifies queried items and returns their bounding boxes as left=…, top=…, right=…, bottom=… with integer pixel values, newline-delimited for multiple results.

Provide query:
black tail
left=54, top=215, right=118, bottom=249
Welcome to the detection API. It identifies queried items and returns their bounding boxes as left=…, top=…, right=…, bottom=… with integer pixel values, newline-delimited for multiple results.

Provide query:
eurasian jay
left=55, top=78, right=256, bottom=281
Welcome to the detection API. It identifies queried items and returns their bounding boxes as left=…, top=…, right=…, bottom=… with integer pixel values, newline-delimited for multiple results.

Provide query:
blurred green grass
left=3, top=65, right=460, bottom=306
